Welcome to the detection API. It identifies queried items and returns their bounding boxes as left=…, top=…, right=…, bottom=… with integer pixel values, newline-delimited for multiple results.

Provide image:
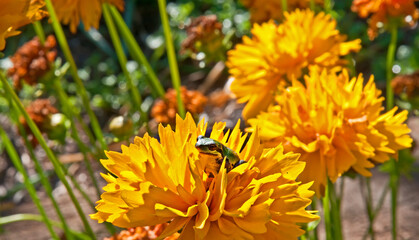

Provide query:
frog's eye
left=208, top=144, right=218, bottom=151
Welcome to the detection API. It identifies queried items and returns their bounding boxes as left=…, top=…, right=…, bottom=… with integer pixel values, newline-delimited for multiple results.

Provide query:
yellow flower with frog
left=91, top=113, right=319, bottom=239
left=52, top=0, right=124, bottom=33
left=227, top=9, right=361, bottom=119
left=248, top=69, right=413, bottom=196
left=0, top=0, right=48, bottom=50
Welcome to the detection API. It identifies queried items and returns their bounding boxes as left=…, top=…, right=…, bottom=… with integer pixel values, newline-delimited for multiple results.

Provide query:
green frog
left=195, top=135, right=246, bottom=177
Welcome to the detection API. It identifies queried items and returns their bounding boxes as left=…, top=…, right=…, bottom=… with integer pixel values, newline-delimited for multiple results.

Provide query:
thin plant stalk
left=0, top=214, right=89, bottom=240
left=322, top=184, right=333, bottom=240
left=361, top=177, right=375, bottom=240
left=6, top=94, right=73, bottom=239
left=102, top=3, right=149, bottom=129
left=32, top=19, right=100, bottom=155
left=386, top=22, right=399, bottom=240
left=0, top=126, right=59, bottom=240
left=281, top=0, right=288, bottom=12
left=310, top=0, right=316, bottom=11
left=14, top=119, right=74, bottom=240
left=324, top=0, right=332, bottom=12
left=157, top=0, right=186, bottom=118
left=310, top=198, right=319, bottom=240
left=33, top=21, right=46, bottom=44
left=52, top=76, right=101, bottom=198
left=329, top=179, right=343, bottom=240
left=0, top=72, right=96, bottom=239
left=323, top=178, right=343, bottom=240
left=109, top=5, right=166, bottom=98
left=54, top=63, right=100, bottom=156
left=44, top=0, right=108, bottom=151
left=386, top=23, right=398, bottom=110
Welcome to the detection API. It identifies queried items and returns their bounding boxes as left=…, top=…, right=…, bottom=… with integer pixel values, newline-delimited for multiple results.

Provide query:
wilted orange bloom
left=19, top=99, right=59, bottom=145
left=0, top=0, right=48, bottom=50
left=392, top=71, right=419, bottom=98
left=52, top=0, right=124, bottom=33
left=248, top=69, right=413, bottom=196
left=352, top=0, right=419, bottom=39
left=105, top=223, right=179, bottom=240
left=181, top=15, right=225, bottom=62
left=240, top=0, right=324, bottom=23
left=8, top=35, right=57, bottom=90
left=91, top=113, right=319, bottom=239
left=151, top=87, right=208, bottom=125
left=227, top=9, right=361, bottom=119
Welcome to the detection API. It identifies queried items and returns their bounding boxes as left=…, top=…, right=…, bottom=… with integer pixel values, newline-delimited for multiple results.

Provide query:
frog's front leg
left=233, top=160, right=246, bottom=168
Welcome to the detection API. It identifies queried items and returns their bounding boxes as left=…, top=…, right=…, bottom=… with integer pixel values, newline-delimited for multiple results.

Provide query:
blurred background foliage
left=0, top=0, right=418, bottom=143
left=1, top=0, right=418, bottom=114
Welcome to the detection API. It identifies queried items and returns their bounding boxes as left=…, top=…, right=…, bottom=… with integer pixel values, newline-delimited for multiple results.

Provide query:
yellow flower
left=240, top=0, right=324, bottom=23
left=248, top=69, right=413, bottom=196
left=52, top=0, right=124, bottom=33
left=91, top=113, right=319, bottom=239
left=351, top=0, right=419, bottom=40
left=0, top=0, right=48, bottom=50
left=227, top=9, right=361, bottom=119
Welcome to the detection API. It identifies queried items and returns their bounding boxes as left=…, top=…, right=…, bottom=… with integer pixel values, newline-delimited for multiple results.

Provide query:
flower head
left=240, top=0, right=324, bottom=23
left=151, top=87, right=208, bottom=125
left=181, top=15, right=225, bottom=62
left=52, top=0, right=124, bottom=33
left=91, top=113, right=319, bottom=239
left=19, top=98, right=59, bottom=146
left=8, top=35, right=57, bottom=90
left=391, top=71, right=419, bottom=98
left=248, top=69, right=413, bottom=196
left=227, top=9, right=361, bottom=119
left=351, top=0, right=419, bottom=39
left=0, top=0, right=48, bottom=50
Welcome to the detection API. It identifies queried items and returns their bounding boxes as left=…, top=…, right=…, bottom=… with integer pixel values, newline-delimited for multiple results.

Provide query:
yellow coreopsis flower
left=227, top=9, right=361, bottom=119
left=0, top=0, right=48, bottom=50
left=240, top=0, right=324, bottom=23
left=248, top=69, right=413, bottom=196
left=52, top=0, right=124, bottom=33
left=91, top=113, right=319, bottom=239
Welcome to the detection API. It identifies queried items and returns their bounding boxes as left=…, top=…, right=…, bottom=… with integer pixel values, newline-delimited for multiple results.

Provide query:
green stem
left=373, top=183, right=390, bottom=217
left=54, top=59, right=100, bottom=156
left=386, top=22, right=399, bottom=240
left=310, top=198, right=319, bottom=240
left=324, top=0, right=332, bottom=12
left=32, top=21, right=46, bottom=44
left=362, top=177, right=375, bottom=240
left=310, top=0, right=316, bottom=11
left=157, top=0, right=185, bottom=118
left=322, top=183, right=333, bottom=240
left=33, top=20, right=99, bottom=154
left=281, top=0, right=288, bottom=12
left=0, top=126, right=59, bottom=240
left=389, top=159, right=399, bottom=240
left=386, top=24, right=398, bottom=110
left=44, top=0, right=108, bottom=151
left=0, top=73, right=96, bottom=239
left=328, top=179, right=343, bottom=240
left=53, top=72, right=115, bottom=235
left=109, top=5, right=166, bottom=98
left=102, top=3, right=149, bottom=129
left=52, top=76, right=101, bottom=198
left=0, top=214, right=90, bottom=240
left=14, top=119, right=74, bottom=240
